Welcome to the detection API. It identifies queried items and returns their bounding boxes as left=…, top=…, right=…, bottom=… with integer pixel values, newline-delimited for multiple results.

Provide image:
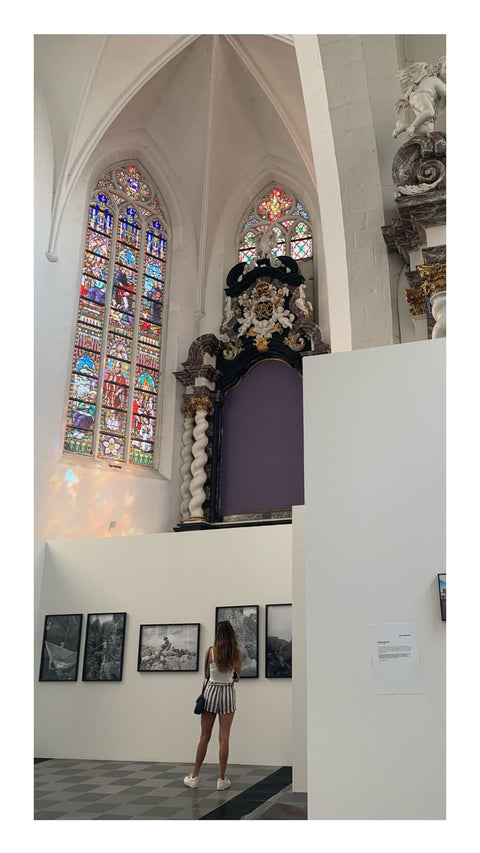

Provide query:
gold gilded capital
left=405, top=288, right=426, bottom=316
left=417, top=263, right=447, bottom=298
left=191, top=395, right=213, bottom=413
left=181, top=401, right=196, bottom=419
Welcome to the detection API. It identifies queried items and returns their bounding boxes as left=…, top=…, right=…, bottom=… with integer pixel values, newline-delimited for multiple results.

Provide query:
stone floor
left=34, top=758, right=307, bottom=820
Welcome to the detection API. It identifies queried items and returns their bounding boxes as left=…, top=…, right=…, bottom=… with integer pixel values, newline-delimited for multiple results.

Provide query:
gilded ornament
left=405, top=288, right=426, bottom=316
left=181, top=401, right=196, bottom=418
left=191, top=395, right=213, bottom=413
left=222, top=342, right=242, bottom=360
left=417, top=263, right=446, bottom=297
left=284, top=332, right=306, bottom=352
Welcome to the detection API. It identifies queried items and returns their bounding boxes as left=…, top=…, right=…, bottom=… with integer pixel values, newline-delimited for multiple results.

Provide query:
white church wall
left=35, top=525, right=293, bottom=766
left=303, top=339, right=445, bottom=819
left=34, top=125, right=199, bottom=543
left=291, top=505, right=307, bottom=792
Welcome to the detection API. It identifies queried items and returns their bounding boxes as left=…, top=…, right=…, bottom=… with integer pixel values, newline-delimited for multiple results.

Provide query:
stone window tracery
left=63, top=162, right=168, bottom=469
left=238, top=185, right=313, bottom=264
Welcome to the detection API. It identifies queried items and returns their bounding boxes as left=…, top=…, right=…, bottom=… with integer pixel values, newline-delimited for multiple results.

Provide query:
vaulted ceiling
left=35, top=35, right=315, bottom=263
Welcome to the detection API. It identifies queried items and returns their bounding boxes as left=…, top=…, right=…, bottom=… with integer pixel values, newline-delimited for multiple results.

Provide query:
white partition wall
left=35, top=525, right=292, bottom=766
left=303, top=340, right=446, bottom=819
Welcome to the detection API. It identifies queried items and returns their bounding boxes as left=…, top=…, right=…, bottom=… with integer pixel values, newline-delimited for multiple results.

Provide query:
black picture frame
left=266, top=603, right=292, bottom=678
left=82, top=612, right=127, bottom=681
left=438, top=573, right=446, bottom=621
left=39, top=613, right=83, bottom=681
left=215, top=605, right=259, bottom=678
left=137, top=623, right=200, bottom=672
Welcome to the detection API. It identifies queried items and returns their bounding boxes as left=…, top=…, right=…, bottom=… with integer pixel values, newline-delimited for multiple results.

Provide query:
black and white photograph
left=215, top=605, right=259, bottom=678
left=137, top=623, right=200, bottom=672
left=266, top=604, right=292, bottom=678
left=438, top=573, right=446, bottom=621
left=82, top=612, right=127, bottom=681
left=39, top=614, right=83, bottom=681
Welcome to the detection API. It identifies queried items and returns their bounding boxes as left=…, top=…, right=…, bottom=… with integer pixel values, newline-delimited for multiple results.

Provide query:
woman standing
left=184, top=621, right=242, bottom=791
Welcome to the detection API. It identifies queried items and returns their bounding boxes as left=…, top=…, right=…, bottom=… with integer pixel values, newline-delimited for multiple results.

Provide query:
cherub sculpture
left=255, top=224, right=282, bottom=267
left=393, top=57, right=446, bottom=139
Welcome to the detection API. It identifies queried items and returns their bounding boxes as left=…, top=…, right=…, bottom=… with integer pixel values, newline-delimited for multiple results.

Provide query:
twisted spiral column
left=188, top=397, right=213, bottom=521
left=179, top=404, right=195, bottom=520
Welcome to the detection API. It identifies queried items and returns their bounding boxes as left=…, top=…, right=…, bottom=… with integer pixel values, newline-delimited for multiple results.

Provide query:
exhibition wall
left=35, top=524, right=293, bottom=766
left=303, top=339, right=446, bottom=819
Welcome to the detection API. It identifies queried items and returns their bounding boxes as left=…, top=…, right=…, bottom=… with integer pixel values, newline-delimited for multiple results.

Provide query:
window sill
left=59, top=452, right=168, bottom=480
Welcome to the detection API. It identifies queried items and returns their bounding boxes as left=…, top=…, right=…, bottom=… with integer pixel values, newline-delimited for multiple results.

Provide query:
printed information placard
left=371, top=623, right=421, bottom=694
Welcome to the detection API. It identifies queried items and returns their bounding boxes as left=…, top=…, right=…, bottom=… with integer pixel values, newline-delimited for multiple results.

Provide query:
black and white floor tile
left=34, top=759, right=307, bottom=820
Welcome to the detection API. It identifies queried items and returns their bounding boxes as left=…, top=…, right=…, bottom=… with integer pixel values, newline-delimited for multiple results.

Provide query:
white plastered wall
left=35, top=525, right=293, bottom=766
left=34, top=97, right=198, bottom=545
left=303, top=339, right=445, bottom=819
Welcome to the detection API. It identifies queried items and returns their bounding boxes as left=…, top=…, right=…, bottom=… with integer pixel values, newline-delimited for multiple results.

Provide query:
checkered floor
left=34, top=759, right=306, bottom=820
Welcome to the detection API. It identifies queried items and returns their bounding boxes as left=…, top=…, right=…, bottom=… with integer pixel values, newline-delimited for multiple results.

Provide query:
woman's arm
left=204, top=647, right=211, bottom=679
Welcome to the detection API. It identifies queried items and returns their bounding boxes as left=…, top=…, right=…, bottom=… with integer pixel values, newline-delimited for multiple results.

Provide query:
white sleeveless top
left=208, top=647, right=234, bottom=684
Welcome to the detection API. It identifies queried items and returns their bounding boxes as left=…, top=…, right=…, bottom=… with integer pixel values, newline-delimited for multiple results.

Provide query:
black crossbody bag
left=194, top=647, right=210, bottom=715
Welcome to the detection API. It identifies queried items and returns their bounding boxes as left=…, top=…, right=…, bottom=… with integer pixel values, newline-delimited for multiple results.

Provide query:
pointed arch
left=63, top=160, right=170, bottom=469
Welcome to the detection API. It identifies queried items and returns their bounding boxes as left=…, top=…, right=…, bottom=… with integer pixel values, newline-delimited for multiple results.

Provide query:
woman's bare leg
left=192, top=711, right=216, bottom=777
left=218, top=711, right=235, bottom=779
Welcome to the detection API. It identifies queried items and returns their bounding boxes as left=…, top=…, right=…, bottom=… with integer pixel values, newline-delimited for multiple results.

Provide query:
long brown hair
left=214, top=621, right=239, bottom=672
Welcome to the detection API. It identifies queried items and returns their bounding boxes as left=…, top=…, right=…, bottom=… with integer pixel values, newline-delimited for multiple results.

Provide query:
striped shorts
left=203, top=681, right=236, bottom=715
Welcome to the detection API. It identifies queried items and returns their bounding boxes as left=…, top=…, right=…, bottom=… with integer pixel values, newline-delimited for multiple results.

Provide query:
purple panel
left=220, top=359, right=304, bottom=515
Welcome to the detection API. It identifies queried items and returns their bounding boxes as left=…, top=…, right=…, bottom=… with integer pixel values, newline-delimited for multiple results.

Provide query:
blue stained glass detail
left=126, top=206, right=137, bottom=218
left=152, top=220, right=162, bottom=231
left=98, top=193, right=108, bottom=204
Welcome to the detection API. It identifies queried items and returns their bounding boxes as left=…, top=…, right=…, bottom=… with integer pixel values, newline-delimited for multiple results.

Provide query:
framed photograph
left=215, top=605, right=259, bottom=678
left=39, top=614, right=83, bottom=681
left=137, top=623, right=200, bottom=672
left=82, top=612, right=127, bottom=681
left=266, top=604, right=292, bottom=678
left=438, top=573, right=446, bottom=621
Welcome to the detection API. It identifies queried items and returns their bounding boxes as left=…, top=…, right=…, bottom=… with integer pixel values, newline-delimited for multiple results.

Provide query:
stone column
left=179, top=403, right=195, bottom=521
left=418, top=263, right=446, bottom=339
left=188, top=396, right=213, bottom=522
left=430, top=291, right=446, bottom=338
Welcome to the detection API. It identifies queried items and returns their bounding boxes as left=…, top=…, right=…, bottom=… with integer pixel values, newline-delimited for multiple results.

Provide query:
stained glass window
left=64, top=162, right=168, bottom=469
left=238, top=184, right=312, bottom=263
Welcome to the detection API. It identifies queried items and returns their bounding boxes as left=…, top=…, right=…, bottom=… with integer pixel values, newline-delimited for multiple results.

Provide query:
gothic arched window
left=238, top=185, right=313, bottom=264
left=63, top=162, right=168, bottom=469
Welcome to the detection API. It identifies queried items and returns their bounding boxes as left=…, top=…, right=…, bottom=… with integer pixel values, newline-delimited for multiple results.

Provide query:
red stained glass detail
left=138, top=321, right=162, bottom=348
left=291, top=238, right=313, bottom=260
left=257, top=188, right=294, bottom=221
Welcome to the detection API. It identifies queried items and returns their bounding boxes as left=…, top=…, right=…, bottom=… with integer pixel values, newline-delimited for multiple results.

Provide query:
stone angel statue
left=254, top=225, right=282, bottom=267
left=393, top=57, right=446, bottom=139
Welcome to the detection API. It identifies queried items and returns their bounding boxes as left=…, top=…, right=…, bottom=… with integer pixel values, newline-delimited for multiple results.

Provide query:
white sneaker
left=216, top=777, right=231, bottom=791
left=183, top=774, right=199, bottom=788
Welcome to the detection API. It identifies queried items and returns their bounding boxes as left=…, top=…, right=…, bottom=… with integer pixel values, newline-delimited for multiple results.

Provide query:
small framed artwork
left=438, top=573, right=446, bottom=621
left=215, top=605, right=259, bottom=678
left=39, top=614, right=83, bottom=681
left=137, top=623, right=200, bottom=672
left=82, top=612, right=127, bottom=681
left=266, top=604, right=292, bottom=678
